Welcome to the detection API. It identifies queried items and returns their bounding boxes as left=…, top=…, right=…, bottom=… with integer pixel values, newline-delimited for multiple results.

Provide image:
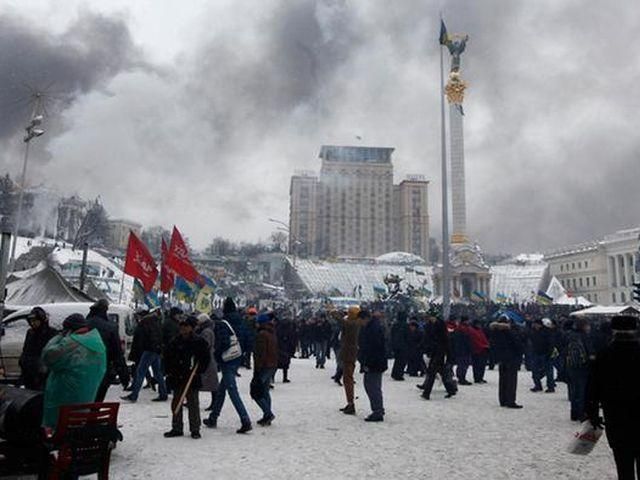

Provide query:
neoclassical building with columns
left=544, top=227, right=640, bottom=305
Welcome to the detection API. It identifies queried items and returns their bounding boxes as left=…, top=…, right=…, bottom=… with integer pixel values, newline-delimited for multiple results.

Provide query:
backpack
left=566, top=336, right=588, bottom=369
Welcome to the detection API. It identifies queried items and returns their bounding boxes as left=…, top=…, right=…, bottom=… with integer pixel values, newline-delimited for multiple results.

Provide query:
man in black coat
left=86, top=299, right=130, bottom=401
left=358, top=308, right=387, bottom=422
left=490, top=317, right=524, bottom=409
left=529, top=319, right=556, bottom=393
left=164, top=316, right=210, bottom=439
left=451, top=316, right=473, bottom=385
left=586, top=315, right=640, bottom=479
left=390, top=311, right=409, bottom=381
left=19, top=307, right=57, bottom=390
left=419, top=316, right=457, bottom=400
left=122, top=312, right=168, bottom=402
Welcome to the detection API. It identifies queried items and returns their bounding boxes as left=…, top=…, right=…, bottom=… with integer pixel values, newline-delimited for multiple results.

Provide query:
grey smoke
left=1, top=0, right=639, bottom=255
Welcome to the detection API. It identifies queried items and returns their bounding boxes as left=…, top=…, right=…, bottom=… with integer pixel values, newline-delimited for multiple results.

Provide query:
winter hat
left=223, top=297, right=237, bottom=315
left=63, top=313, right=88, bottom=332
left=541, top=318, right=553, bottom=328
left=90, top=298, right=109, bottom=313
left=611, top=315, right=637, bottom=332
left=27, top=306, right=47, bottom=322
left=256, top=312, right=273, bottom=324
left=347, top=306, right=360, bottom=321
left=247, top=307, right=258, bottom=316
left=197, top=313, right=210, bottom=324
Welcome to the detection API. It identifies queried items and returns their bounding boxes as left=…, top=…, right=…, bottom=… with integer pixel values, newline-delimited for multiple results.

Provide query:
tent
left=570, top=305, right=640, bottom=317
left=553, top=294, right=592, bottom=307
left=5, top=263, right=96, bottom=307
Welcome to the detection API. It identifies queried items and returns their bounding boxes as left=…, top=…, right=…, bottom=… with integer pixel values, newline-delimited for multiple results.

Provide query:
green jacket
left=41, top=329, right=107, bottom=428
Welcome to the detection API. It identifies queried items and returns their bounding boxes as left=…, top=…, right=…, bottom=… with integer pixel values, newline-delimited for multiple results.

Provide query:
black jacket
left=422, top=319, right=451, bottom=362
left=165, top=333, right=210, bottom=392
left=358, top=317, right=388, bottom=373
left=87, top=311, right=130, bottom=386
left=19, top=324, right=58, bottom=390
left=451, top=328, right=472, bottom=360
left=586, top=334, right=640, bottom=450
left=129, top=314, right=163, bottom=362
left=530, top=328, right=553, bottom=356
left=391, top=321, right=409, bottom=353
left=491, top=324, right=525, bottom=364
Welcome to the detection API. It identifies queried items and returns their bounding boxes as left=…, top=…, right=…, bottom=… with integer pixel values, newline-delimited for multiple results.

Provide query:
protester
left=86, top=299, right=129, bottom=401
left=390, top=311, right=409, bottom=381
left=358, top=308, right=387, bottom=422
left=242, top=307, right=257, bottom=369
left=419, top=316, right=457, bottom=400
left=252, top=312, right=278, bottom=426
left=164, top=316, right=210, bottom=439
left=451, top=316, right=473, bottom=385
left=195, top=313, right=219, bottom=411
left=490, top=316, right=524, bottom=409
left=122, top=311, right=168, bottom=403
left=19, top=306, right=57, bottom=390
left=204, top=297, right=253, bottom=434
left=406, top=319, right=425, bottom=377
left=565, top=318, right=594, bottom=421
left=277, top=315, right=297, bottom=383
left=529, top=318, right=556, bottom=393
left=41, top=314, right=107, bottom=429
left=586, top=315, right=640, bottom=479
left=313, top=315, right=332, bottom=369
left=469, top=320, right=490, bottom=384
left=339, top=306, right=361, bottom=415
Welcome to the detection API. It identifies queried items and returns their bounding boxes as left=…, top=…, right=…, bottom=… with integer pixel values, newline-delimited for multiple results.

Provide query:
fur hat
left=63, top=313, right=88, bottom=332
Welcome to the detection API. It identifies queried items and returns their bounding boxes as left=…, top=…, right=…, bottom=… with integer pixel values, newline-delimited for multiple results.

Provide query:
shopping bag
left=567, top=422, right=604, bottom=455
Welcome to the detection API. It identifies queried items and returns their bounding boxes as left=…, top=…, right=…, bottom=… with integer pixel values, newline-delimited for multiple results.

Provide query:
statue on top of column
left=443, top=34, right=469, bottom=73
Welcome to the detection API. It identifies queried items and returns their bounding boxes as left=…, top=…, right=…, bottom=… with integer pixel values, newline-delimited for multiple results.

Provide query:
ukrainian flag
left=175, top=277, right=196, bottom=301
left=536, top=290, right=553, bottom=305
left=471, top=291, right=485, bottom=302
left=496, top=292, right=508, bottom=303
left=439, top=19, right=449, bottom=45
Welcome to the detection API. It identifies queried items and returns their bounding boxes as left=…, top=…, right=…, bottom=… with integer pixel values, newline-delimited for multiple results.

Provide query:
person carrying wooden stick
left=163, top=315, right=210, bottom=439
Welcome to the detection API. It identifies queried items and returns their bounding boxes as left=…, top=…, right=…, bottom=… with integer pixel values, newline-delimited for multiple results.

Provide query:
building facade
left=106, top=219, right=142, bottom=250
left=288, top=145, right=430, bottom=261
left=544, top=227, right=640, bottom=305
left=57, top=196, right=88, bottom=243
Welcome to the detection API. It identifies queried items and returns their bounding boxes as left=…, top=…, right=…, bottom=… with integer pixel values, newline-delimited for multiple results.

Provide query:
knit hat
left=196, top=313, right=210, bottom=324
left=611, top=315, right=637, bottom=332
left=347, top=306, right=360, bottom=321
left=90, top=298, right=109, bottom=313
left=63, top=313, right=88, bottom=332
left=256, top=312, right=273, bottom=324
left=27, top=306, right=47, bottom=322
left=541, top=318, right=553, bottom=328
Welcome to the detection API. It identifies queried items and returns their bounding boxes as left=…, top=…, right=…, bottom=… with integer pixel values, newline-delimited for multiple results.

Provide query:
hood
left=71, top=328, right=107, bottom=354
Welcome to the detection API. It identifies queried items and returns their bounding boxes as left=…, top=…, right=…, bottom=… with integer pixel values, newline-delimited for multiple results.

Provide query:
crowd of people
left=15, top=297, right=640, bottom=479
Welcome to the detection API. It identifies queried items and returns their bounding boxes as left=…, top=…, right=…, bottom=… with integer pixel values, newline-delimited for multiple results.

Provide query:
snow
left=107, top=359, right=616, bottom=479
left=570, top=305, right=640, bottom=317
left=375, top=251, right=425, bottom=265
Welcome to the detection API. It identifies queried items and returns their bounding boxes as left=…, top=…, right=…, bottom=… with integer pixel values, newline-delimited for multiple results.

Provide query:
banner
left=124, top=231, right=158, bottom=293
left=166, top=226, right=199, bottom=283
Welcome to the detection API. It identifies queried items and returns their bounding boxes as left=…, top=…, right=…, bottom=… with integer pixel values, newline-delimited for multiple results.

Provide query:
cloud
left=2, top=0, right=639, bottom=254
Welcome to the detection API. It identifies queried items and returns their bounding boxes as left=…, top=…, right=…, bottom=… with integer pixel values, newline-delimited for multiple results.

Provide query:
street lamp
left=9, top=108, right=46, bottom=269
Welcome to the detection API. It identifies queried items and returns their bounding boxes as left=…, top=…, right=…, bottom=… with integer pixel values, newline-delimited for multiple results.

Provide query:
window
left=587, top=294, right=591, bottom=302
left=621, top=292, right=626, bottom=303
left=560, top=265, right=564, bottom=272
left=595, top=294, right=598, bottom=302
left=572, top=279, right=577, bottom=290
left=578, top=262, right=582, bottom=269
left=612, top=292, right=617, bottom=303
left=593, top=276, right=597, bottom=286
left=584, top=261, right=588, bottom=268
left=572, top=263, right=575, bottom=270
left=586, top=277, right=590, bottom=287
left=579, top=278, right=583, bottom=287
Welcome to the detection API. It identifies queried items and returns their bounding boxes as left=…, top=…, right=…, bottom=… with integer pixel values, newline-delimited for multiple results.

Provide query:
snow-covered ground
left=108, top=359, right=616, bottom=479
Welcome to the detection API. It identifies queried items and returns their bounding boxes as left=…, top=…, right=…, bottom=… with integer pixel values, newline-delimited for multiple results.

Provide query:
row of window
left=560, top=276, right=597, bottom=290
left=559, top=260, right=588, bottom=272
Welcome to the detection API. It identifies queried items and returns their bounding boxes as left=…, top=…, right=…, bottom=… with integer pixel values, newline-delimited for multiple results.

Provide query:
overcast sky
left=1, top=0, right=639, bottom=253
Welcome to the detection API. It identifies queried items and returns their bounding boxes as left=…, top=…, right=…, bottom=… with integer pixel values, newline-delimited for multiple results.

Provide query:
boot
left=203, top=417, right=217, bottom=429
left=341, top=404, right=356, bottom=415
left=191, top=431, right=201, bottom=439
left=257, top=414, right=275, bottom=426
left=364, top=414, right=384, bottom=422
left=283, top=369, right=291, bottom=383
left=163, top=430, right=183, bottom=438
left=237, top=421, right=253, bottom=434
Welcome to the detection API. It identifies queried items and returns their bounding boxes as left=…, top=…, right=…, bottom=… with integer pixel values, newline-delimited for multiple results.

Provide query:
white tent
left=570, top=305, right=640, bottom=317
left=546, top=276, right=566, bottom=300
left=553, top=294, right=592, bottom=307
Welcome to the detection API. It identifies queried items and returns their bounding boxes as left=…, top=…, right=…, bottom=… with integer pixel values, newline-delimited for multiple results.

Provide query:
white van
left=0, top=302, right=135, bottom=384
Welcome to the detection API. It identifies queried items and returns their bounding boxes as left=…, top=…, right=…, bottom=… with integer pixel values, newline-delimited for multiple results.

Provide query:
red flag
left=160, top=238, right=175, bottom=293
left=123, top=231, right=158, bottom=293
left=166, top=226, right=199, bottom=283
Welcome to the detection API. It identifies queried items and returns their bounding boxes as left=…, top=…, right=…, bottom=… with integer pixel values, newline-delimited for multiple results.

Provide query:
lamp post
left=10, top=103, right=45, bottom=270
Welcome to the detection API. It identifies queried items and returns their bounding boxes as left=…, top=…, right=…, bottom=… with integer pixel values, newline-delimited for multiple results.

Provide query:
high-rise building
left=288, top=145, right=430, bottom=261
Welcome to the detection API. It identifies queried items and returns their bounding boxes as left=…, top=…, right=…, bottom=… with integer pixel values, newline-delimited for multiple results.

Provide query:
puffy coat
left=196, top=320, right=219, bottom=392
left=41, top=329, right=106, bottom=428
left=358, top=317, right=388, bottom=373
left=277, top=320, right=297, bottom=369
left=87, top=312, right=129, bottom=386
left=586, top=334, right=640, bottom=450
left=254, top=323, right=278, bottom=371
left=490, top=322, right=524, bottom=364
left=340, top=316, right=362, bottom=364
left=129, top=314, right=163, bottom=363
left=467, top=325, right=490, bottom=356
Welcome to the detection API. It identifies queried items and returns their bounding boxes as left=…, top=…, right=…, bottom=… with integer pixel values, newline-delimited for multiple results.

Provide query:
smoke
left=2, top=0, right=640, bottom=254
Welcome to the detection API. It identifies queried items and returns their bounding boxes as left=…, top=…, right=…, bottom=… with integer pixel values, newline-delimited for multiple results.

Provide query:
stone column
left=449, top=104, right=467, bottom=244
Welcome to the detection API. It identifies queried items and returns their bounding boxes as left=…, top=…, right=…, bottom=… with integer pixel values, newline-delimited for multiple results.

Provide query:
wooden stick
left=172, top=362, right=199, bottom=416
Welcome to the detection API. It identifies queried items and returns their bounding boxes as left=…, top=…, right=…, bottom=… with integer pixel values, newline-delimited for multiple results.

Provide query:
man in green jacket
left=41, top=314, right=107, bottom=429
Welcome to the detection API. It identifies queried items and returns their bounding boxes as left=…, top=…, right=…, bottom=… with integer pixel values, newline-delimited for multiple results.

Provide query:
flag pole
left=439, top=14, right=451, bottom=322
